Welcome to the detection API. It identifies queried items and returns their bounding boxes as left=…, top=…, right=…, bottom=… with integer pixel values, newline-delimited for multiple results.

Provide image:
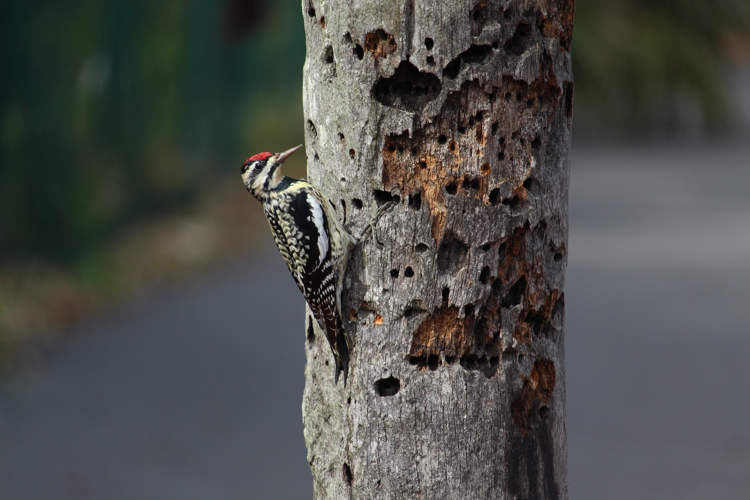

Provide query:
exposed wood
left=301, top=1, right=573, bottom=497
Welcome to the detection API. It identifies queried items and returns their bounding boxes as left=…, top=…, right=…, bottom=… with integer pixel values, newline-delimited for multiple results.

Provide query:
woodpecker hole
left=408, top=191, right=422, bottom=210
left=463, top=304, right=475, bottom=316
left=338, top=132, right=345, bottom=141
left=306, top=120, right=317, bottom=138
left=428, top=354, right=439, bottom=370
left=437, top=232, right=469, bottom=273
left=505, top=22, right=533, bottom=56
left=349, top=148, right=355, bottom=159
left=479, top=266, right=491, bottom=284
left=463, top=176, right=480, bottom=190
left=426, top=56, right=435, bottom=66
left=503, top=276, right=527, bottom=307
left=403, top=306, right=425, bottom=318
left=523, top=177, right=540, bottom=193
left=307, top=6, right=315, bottom=17
left=437, top=134, right=447, bottom=144
left=540, top=405, right=551, bottom=419
left=481, top=242, right=492, bottom=251
left=424, top=37, right=434, bottom=50
left=390, top=268, right=399, bottom=278
left=352, top=198, right=363, bottom=209
left=372, top=61, right=441, bottom=112
left=353, top=44, right=364, bottom=60
left=343, top=463, right=353, bottom=485
left=489, top=188, right=501, bottom=205
left=415, top=243, right=429, bottom=253
left=404, top=266, right=414, bottom=277
left=502, top=195, right=524, bottom=209
left=373, top=189, right=399, bottom=206
left=442, top=287, right=450, bottom=304
left=374, top=376, right=400, bottom=396
left=442, top=44, right=491, bottom=80
left=445, top=182, right=457, bottom=195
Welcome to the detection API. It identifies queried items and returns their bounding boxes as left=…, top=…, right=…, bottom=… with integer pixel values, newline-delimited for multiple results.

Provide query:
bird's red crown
left=245, top=152, right=273, bottom=163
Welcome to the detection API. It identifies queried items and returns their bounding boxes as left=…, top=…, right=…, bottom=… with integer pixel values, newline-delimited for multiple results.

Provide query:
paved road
left=1, top=144, right=749, bottom=499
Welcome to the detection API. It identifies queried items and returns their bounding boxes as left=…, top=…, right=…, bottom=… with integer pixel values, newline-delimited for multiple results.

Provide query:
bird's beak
left=276, top=144, right=303, bottom=164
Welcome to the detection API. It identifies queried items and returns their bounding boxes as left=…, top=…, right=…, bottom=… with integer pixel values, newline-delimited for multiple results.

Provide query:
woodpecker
left=241, top=145, right=354, bottom=384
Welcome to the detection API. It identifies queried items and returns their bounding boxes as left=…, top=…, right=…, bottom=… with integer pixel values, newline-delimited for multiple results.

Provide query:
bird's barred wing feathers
left=266, top=189, right=348, bottom=382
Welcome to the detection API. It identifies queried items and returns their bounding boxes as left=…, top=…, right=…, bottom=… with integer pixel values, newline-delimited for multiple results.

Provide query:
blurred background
left=1, top=1, right=748, bottom=499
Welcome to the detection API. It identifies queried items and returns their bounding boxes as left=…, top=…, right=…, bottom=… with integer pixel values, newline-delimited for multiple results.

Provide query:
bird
left=240, top=145, right=355, bottom=383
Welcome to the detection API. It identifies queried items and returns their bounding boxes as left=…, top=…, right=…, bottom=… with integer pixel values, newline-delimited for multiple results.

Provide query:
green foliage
left=0, top=0, right=304, bottom=264
left=573, top=0, right=750, bottom=136
left=1, top=0, right=747, bottom=267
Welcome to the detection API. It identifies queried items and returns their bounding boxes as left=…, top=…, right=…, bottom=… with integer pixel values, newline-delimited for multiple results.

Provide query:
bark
left=301, top=1, right=573, bottom=498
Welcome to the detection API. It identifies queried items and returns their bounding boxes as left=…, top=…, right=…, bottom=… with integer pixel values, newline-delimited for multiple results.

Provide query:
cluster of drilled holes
left=373, top=189, right=399, bottom=206
left=502, top=194, right=524, bottom=209
left=407, top=354, right=440, bottom=371
left=460, top=354, right=499, bottom=377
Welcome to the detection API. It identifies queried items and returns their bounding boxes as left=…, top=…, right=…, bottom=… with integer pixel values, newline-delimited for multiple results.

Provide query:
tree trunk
left=301, top=1, right=573, bottom=498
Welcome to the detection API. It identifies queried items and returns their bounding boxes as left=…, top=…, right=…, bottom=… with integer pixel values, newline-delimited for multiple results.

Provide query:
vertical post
left=301, top=1, right=573, bottom=498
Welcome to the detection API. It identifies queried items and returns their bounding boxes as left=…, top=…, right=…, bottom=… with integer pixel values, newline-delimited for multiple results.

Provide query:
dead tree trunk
left=301, top=1, right=573, bottom=498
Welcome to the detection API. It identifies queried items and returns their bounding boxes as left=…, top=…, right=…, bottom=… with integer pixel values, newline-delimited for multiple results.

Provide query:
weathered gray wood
left=301, top=1, right=573, bottom=498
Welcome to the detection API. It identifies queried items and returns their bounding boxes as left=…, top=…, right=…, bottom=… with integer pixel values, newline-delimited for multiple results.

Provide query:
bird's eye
left=241, top=163, right=250, bottom=174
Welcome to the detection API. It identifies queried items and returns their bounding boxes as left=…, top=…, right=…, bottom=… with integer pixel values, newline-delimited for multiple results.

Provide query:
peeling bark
left=301, top=1, right=572, bottom=498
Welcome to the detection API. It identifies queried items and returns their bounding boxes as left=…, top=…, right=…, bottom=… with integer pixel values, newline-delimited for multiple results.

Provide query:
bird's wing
left=275, top=189, right=348, bottom=381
